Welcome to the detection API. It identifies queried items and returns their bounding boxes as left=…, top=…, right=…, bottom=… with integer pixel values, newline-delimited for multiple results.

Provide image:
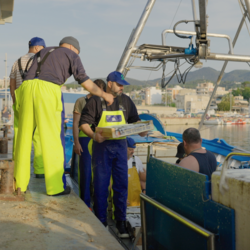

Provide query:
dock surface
left=0, top=176, right=123, bottom=250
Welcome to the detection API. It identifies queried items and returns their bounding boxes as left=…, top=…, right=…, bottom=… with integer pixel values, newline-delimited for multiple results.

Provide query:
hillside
left=65, top=67, right=250, bottom=90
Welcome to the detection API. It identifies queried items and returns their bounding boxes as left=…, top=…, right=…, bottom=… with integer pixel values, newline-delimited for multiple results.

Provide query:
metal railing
left=140, top=193, right=215, bottom=250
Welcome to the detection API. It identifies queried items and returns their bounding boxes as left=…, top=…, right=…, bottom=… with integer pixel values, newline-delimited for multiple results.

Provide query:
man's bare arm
left=178, top=156, right=199, bottom=172
left=73, top=112, right=82, bottom=155
left=10, top=78, right=16, bottom=103
left=81, top=79, right=114, bottom=106
left=79, top=124, right=106, bottom=143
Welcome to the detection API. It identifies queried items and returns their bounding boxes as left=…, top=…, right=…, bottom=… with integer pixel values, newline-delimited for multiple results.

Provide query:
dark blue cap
left=107, top=71, right=130, bottom=86
left=127, top=137, right=136, bottom=148
left=29, top=37, right=46, bottom=48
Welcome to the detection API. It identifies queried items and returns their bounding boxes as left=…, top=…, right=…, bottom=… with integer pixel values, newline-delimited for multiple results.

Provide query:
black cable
left=173, top=20, right=195, bottom=39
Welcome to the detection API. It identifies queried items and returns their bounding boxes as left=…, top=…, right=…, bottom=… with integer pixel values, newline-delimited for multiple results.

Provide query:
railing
left=140, top=193, right=215, bottom=250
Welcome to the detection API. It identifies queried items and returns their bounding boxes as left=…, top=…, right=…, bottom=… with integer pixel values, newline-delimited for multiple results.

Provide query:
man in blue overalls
left=79, top=71, right=147, bottom=238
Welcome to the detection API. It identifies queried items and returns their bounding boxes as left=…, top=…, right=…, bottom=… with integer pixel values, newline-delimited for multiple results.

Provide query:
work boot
left=35, top=174, right=45, bottom=178
left=51, top=186, right=71, bottom=196
left=102, top=221, right=108, bottom=227
left=116, top=221, right=129, bottom=238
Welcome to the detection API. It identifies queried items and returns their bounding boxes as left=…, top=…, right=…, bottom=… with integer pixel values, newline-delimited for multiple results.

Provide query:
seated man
left=127, top=137, right=146, bottom=206
left=178, top=128, right=217, bottom=180
left=175, top=142, right=185, bottom=164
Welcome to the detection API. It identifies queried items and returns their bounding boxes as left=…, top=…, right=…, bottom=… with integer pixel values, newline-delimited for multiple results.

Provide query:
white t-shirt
left=9, top=53, right=35, bottom=89
left=128, top=156, right=144, bottom=173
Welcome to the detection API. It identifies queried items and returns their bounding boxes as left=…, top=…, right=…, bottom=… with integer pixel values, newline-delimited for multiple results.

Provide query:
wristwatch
left=142, top=189, right=146, bottom=192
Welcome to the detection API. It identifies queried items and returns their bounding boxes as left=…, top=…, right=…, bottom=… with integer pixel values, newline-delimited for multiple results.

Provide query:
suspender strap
left=18, top=56, right=35, bottom=81
left=35, top=47, right=60, bottom=78
left=25, top=56, right=34, bottom=72
left=18, top=58, right=24, bottom=80
left=100, top=98, right=106, bottom=111
left=118, top=95, right=125, bottom=111
left=132, top=155, right=136, bottom=167
left=100, top=95, right=125, bottom=114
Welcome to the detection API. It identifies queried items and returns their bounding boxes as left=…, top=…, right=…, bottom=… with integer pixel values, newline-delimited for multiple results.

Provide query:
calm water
left=166, top=124, right=250, bottom=151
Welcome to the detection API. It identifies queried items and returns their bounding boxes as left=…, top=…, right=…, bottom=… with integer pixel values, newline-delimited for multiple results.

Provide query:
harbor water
left=166, top=124, right=250, bottom=151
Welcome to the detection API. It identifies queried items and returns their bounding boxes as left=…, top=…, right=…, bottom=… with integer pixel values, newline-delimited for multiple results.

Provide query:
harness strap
left=35, top=47, right=60, bottom=78
left=100, top=95, right=126, bottom=115
left=18, top=56, right=35, bottom=81
left=101, top=98, right=106, bottom=111
left=132, top=155, right=136, bottom=168
left=18, top=58, right=24, bottom=80
left=118, top=95, right=125, bottom=111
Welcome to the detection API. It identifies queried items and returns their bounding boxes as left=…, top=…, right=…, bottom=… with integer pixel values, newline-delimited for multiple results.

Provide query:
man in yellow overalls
left=73, top=79, right=106, bottom=207
left=126, top=137, right=146, bottom=207
left=79, top=71, right=147, bottom=238
left=14, top=36, right=114, bottom=196
left=9, top=37, right=46, bottom=178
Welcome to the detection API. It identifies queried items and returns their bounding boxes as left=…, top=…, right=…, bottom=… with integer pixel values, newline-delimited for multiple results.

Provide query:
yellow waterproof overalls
left=127, top=155, right=141, bottom=206
left=91, top=97, right=128, bottom=223
left=14, top=48, right=66, bottom=195
left=13, top=56, right=44, bottom=175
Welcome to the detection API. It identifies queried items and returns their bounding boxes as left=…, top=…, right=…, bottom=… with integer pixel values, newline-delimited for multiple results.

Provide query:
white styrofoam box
left=212, top=170, right=250, bottom=250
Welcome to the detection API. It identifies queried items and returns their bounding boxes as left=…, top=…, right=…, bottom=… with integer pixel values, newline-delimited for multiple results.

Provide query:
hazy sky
left=1, top=0, right=250, bottom=83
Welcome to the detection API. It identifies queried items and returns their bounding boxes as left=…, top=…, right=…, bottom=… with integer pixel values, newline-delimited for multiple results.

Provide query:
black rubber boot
left=51, top=186, right=71, bottom=196
left=116, top=221, right=129, bottom=238
left=35, top=174, right=45, bottom=178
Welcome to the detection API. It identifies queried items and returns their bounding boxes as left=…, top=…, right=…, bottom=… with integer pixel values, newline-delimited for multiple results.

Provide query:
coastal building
left=145, top=87, right=162, bottom=105
left=196, top=82, right=214, bottom=95
left=165, top=85, right=183, bottom=101
left=196, top=82, right=229, bottom=96
left=175, top=93, right=210, bottom=113
left=232, top=95, right=249, bottom=112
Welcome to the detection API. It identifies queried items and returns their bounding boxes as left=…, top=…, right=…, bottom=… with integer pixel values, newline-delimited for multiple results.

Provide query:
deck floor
left=0, top=173, right=123, bottom=250
left=0, top=130, right=127, bottom=250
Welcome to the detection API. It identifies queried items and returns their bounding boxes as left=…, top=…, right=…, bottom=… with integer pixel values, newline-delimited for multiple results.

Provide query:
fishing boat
left=2, top=0, right=250, bottom=249
left=223, top=120, right=233, bottom=125
left=231, top=119, right=247, bottom=125
left=203, top=118, right=222, bottom=125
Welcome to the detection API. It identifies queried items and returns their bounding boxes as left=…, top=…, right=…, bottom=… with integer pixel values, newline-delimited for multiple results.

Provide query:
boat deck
left=0, top=175, right=123, bottom=250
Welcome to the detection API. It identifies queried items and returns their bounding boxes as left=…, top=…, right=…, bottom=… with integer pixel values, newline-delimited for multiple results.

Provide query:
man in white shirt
left=127, top=137, right=146, bottom=207
left=9, top=37, right=46, bottom=177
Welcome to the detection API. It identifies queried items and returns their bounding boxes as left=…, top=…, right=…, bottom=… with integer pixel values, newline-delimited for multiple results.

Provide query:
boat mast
left=198, top=8, right=249, bottom=130
left=116, top=0, right=156, bottom=76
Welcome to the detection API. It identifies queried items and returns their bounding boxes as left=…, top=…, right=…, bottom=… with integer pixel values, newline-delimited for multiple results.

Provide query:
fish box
left=96, top=120, right=154, bottom=139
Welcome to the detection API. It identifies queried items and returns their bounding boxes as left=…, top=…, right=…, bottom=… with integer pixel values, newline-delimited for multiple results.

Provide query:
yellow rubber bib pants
left=14, top=79, right=66, bottom=195
left=13, top=97, right=44, bottom=175
left=127, top=156, right=141, bottom=206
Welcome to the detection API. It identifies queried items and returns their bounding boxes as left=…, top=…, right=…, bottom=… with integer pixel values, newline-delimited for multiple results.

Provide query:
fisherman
left=14, top=36, right=114, bottom=196
left=10, top=37, right=46, bottom=178
left=178, top=128, right=217, bottom=180
left=79, top=71, right=147, bottom=238
left=126, top=137, right=146, bottom=207
left=73, top=79, right=106, bottom=207
left=175, top=142, right=185, bottom=164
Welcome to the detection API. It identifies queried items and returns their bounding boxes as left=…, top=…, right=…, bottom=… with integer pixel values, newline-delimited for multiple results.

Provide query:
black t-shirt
left=25, top=47, right=89, bottom=85
left=190, top=150, right=217, bottom=180
left=79, top=94, right=140, bottom=131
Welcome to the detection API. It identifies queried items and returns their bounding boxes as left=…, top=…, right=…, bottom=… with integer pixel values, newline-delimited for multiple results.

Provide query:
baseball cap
left=29, top=37, right=46, bottom=48
left=107, top=71, right=130, bottom=86
left=175, top=142, right=185, bottom=158
left=59, top=36, right=80, bottom=53
left=127, top=137, right=136, bottom=148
